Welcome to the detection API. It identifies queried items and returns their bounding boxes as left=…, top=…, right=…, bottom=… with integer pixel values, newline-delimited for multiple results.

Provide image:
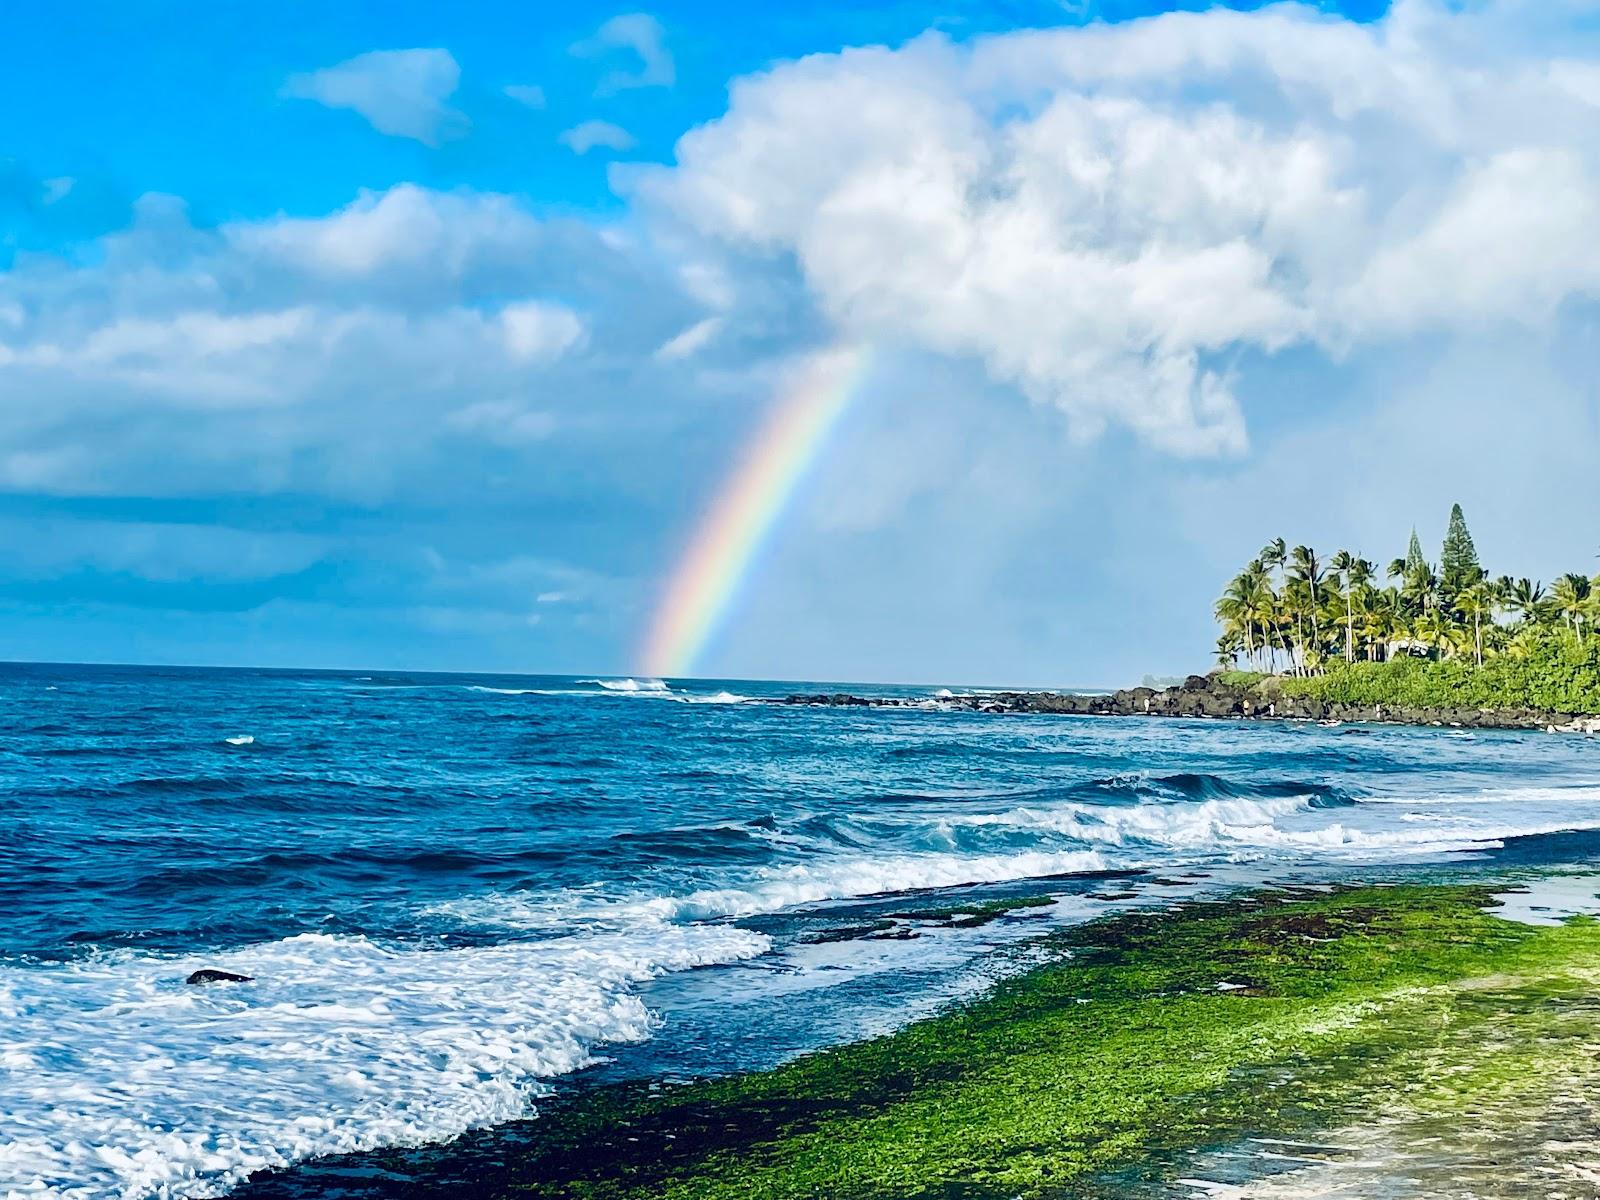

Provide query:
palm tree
left=1360, top=588, right=1398, bottom=662
left=1400, top=563, right=1439, bottom=622
left=1216, top=563, right=1278, bottom=671
left=1288, top=545, right=1324, bottom=669
left=1453, top=581, right=1496, bottom=667
left=1281, top=576, right=1311, bottom=673
left=1553, top=573, right=1592, bottom=636
left=1414, top=610, right=1458, bottom=661
left=1499, top=577, right=1546, bottom=627
left=1329, top=550, right=1371, bottom=664
left=1215, top=629, right=1244, bottom=669
left=1260, top=539, right=1287, bottom=579
left=1215, top=579, right=1255, bottom=670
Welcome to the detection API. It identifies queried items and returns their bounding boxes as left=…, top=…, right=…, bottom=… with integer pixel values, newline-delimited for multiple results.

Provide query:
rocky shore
left=783, top=673, right=1600, bottom=733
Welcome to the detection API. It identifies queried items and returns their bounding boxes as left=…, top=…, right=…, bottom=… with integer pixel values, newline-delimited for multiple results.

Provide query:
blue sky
left=2, top=0, right=1386, bottom=239
left=1, top=0, right=1597, bottom=684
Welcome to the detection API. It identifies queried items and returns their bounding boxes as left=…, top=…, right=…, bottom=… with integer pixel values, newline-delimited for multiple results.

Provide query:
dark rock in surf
left=775, top=674, right=1575, bottom=732
left=186, top=968, right=253, bottom=985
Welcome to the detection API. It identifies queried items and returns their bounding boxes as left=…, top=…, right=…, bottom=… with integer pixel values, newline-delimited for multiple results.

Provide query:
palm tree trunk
left=1345, top=590, right=1354, bottom=663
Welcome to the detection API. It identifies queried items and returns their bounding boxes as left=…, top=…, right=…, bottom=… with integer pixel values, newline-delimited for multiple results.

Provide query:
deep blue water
left=3, top=663, right=1598, bottom=1200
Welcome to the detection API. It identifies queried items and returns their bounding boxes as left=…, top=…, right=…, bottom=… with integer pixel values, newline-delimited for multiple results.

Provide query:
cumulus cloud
left=283, top=49, right=467, bottom=145
left=630, top=0, right=1600, bottom=455
left=560, top=119, right=637, bottom=155
left=0, top=187, right=615, bottom=498
left=233, top=184, right=546, bottom=289
left=571, top=13, right=675, bottom=94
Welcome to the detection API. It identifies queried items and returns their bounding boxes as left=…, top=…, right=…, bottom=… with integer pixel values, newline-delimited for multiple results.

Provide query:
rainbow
left=639, top=345, right=874, bottom=678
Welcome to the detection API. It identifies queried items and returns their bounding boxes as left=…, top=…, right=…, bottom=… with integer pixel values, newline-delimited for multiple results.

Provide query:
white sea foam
left=636, top=848, right=1110, bottom=922
left=431, top=786, right=1600, bottom=938
left=582, top=678, right=669, bottom=693
left=952, top=794, right=1324, bottom=847
left=0, top=923, right=767, bottom=1200
left=951, top=786, right=1600, bottom=861
left=423, top=846, right=1111, bottom=936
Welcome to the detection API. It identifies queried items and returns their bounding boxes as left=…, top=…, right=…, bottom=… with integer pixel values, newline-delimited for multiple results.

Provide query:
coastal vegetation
left=274, top=880, right=1600, bottom=1199
left=1214, top=505, right=1600, bottom=714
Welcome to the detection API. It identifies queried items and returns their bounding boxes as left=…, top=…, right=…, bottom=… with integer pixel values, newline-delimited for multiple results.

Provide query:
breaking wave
left=0, top=923, right=767, bottom=1200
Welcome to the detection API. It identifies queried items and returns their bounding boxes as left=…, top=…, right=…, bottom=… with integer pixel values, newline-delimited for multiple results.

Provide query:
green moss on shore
left=884, top=893, right=1057, bottom=925
left=336, top=883, right=1600, bottom=1200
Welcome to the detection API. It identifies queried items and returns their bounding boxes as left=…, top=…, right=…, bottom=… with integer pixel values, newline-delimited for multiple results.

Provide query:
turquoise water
left=3, top=663, right=1598, bottom=1199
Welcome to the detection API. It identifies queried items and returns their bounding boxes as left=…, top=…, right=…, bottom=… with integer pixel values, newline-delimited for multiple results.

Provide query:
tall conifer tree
left=1440, top=503, right=1482, bottom=595
left=1405, top=528, right=1427, bottom=575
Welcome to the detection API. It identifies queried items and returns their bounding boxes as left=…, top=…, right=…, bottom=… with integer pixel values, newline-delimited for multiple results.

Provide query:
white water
left=0, top=924, right=767, bottom=1200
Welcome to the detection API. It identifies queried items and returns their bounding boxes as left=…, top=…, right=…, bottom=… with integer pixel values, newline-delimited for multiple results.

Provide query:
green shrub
left=1275, top=632, right=1600, bottom=714
left=1213, top=670, right=1267, bottom=689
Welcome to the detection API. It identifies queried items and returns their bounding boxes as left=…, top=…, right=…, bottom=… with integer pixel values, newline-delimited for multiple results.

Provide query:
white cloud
left=571, top=13, right=675, bottom=94
left=503, top=83, right=546, bottom=109
left=653, top=316, right=722, bottom=361
left=630, top=0, right=1600, bottom=456
left=560, top=120, right=637, bottom=155
left=0, top=187, right=609, bottom=498
left=233, top=185, right=545, bottom=284
left=499, top=300, right=587, bottom=362
left=3, top=519, right=329, bottom=583
left=283, top=49, right=467, bottom=146
left=444, top=401, right=559, bottom=445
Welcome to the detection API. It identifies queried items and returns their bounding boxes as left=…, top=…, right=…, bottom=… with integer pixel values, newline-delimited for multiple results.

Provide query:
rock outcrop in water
left=185, top=968, right=253, bottom=985
left=783, top=673, right=1581, bottom=732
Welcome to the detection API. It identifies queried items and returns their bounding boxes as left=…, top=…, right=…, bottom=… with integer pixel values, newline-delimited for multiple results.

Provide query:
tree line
left=1215, top=504, right=1599, bottom=675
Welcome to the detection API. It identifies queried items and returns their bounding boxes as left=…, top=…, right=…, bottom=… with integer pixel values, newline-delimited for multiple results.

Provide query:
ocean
left=4, top=662, right=1599, bottom=1200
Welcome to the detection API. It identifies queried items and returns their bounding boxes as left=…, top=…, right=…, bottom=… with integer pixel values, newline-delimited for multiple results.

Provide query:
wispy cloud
left=283, top=49, right=467, bottom=146
left=653, top=317, right=722, bottom=362
left=571, top=13, right=674, bottom=94
left=503, top=83, right=546, bottom=109
left=560, top=119, right=637, bottom=155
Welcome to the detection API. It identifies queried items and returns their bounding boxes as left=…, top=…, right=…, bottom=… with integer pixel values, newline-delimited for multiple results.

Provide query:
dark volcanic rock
left=776, top=673, right=1570, bottom=732
left=186, top=968, right=253, bottom=985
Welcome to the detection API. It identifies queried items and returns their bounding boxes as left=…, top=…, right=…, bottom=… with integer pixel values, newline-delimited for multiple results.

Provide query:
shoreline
left=782, top=673, right=1600, bottom=732
left=235, top=863, right=1600, bottom=1200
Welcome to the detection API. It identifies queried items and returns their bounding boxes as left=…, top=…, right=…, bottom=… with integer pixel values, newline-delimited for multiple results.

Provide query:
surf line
left=639, top=345, right=874, bottom=679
